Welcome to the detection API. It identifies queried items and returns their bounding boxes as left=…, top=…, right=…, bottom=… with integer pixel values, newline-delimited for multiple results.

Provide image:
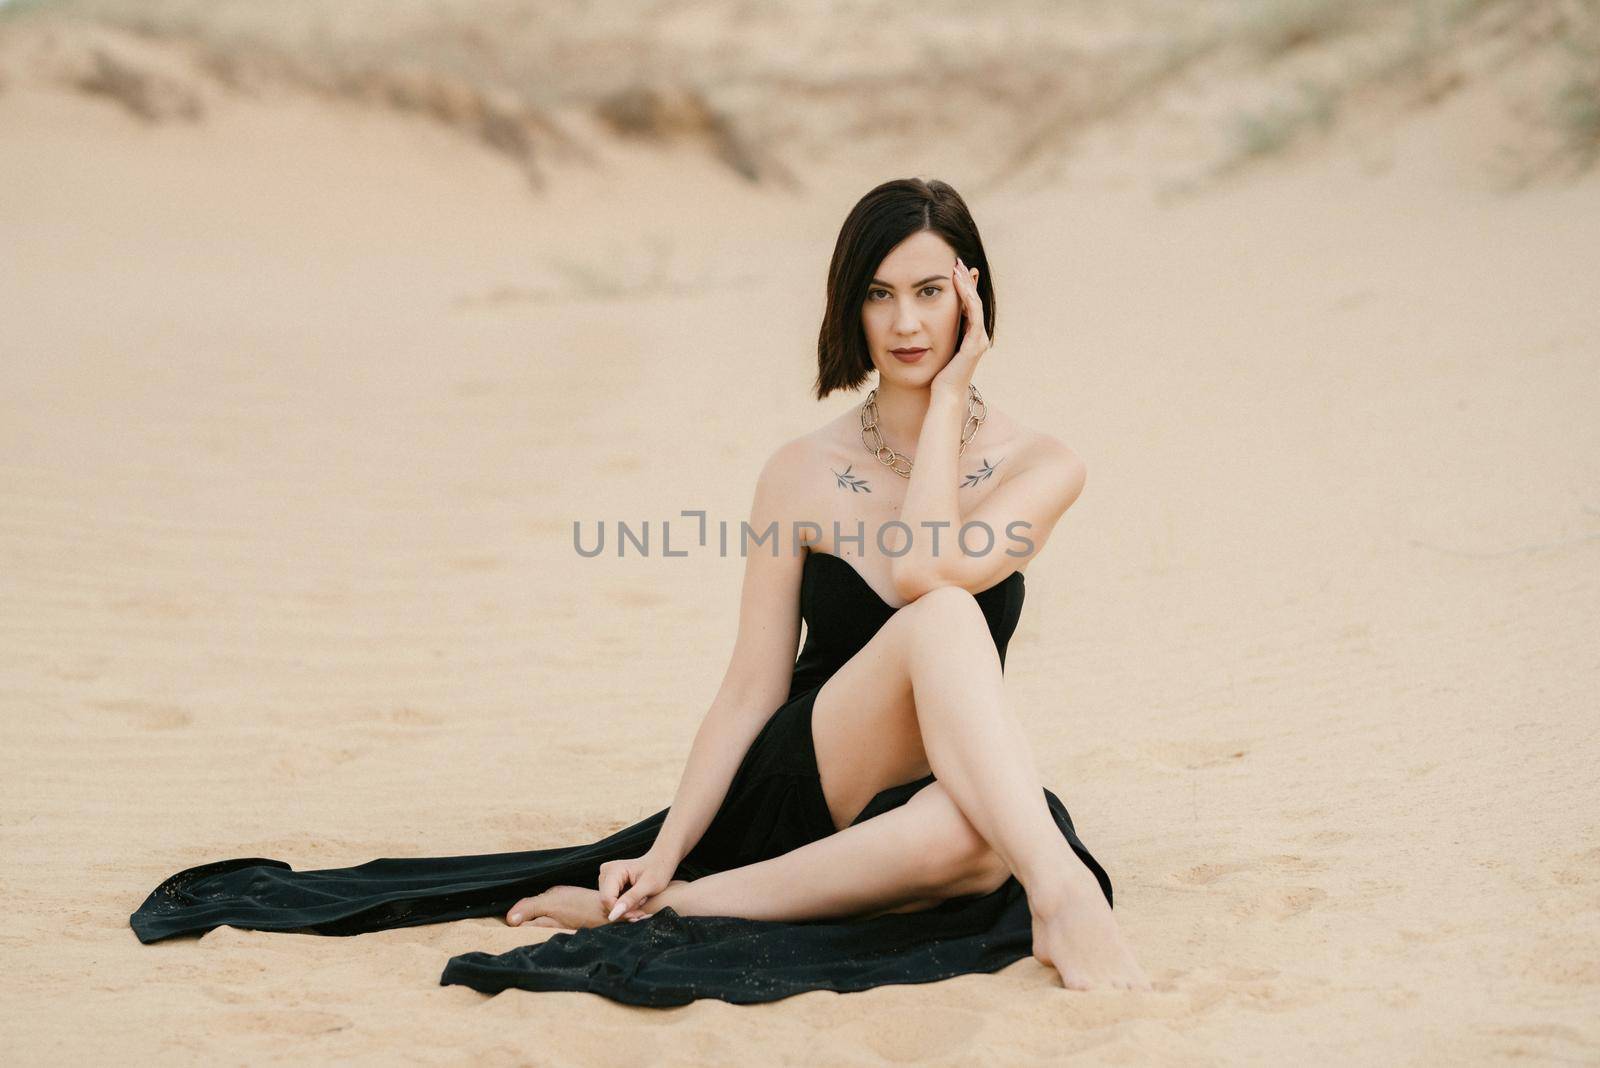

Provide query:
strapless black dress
left=129, top=550, right=1114, bottom=1006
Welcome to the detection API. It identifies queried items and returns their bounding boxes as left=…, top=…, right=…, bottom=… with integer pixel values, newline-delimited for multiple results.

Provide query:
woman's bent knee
left=898, top=584, right=999, bottom=672
left=903, top=583, right=985, bottom=632
left=916, top=583, right=981, bottom=610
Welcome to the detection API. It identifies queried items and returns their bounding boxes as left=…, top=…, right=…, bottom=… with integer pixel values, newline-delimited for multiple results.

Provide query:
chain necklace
left=859, top=382, right=986, bottom=478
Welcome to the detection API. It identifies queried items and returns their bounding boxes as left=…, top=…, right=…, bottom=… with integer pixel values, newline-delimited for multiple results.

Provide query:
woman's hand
left=929, top=256, right=990, bottom=402
left=597, top=851, right=678, bottom=922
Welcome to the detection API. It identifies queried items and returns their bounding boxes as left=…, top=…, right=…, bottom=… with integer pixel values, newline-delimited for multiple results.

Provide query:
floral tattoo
left=831, top=456, right=1004, bottom=493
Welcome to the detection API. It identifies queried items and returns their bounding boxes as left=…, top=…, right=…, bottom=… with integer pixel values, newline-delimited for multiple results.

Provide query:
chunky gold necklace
left=859, top=383, right=986, bottom=478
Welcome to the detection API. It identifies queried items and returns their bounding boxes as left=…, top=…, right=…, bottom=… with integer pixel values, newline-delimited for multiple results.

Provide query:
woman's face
left=860, top=230, right=971, bottom=387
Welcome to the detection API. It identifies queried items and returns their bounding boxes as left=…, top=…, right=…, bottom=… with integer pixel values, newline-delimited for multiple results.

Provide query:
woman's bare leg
left=506, top=781, right=1008, bottom=928
left=639, top=780, right=1010, bottom=922
left=810, top=585, right=1150, bottom=991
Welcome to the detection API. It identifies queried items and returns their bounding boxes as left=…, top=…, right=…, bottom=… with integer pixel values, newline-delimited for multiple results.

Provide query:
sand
left=2, top=5, right=1598, bottom=1064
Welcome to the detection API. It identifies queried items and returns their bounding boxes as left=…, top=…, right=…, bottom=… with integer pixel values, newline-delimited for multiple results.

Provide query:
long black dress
left=130, top=549, right=1114, bottom=1006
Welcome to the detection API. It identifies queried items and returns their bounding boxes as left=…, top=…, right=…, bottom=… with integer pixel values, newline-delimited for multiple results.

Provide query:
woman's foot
left=1029, top=878, right=1151, bottom=991
left=505, top=885, right=612, bottom=930
left=505, top=881, right=692, bottom=930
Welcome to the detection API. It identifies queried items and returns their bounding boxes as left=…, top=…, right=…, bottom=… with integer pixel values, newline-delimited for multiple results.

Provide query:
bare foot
left=505, top=881, right=693, bottom=930
left=505, top=885, right=612, bottom=930
left=1029, top=880, right=1151, bottom=991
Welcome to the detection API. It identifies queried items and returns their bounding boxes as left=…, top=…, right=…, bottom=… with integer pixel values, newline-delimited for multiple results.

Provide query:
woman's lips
left=891, top=348, right=928, bottom=363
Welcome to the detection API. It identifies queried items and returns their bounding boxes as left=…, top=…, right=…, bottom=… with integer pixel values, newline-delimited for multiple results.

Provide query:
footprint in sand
left=1269, top=886, right=1329, bottom=916
left=105, top=594, right=198, bottom=621
left=1176, top=854, right=1325, bottom=886
left=217, top=1010, right=352, bottom=1036
left=1395, top=921, right=1462, bottom=948
left=1140, top=740, right=1250, bottom=770
left=88, top=698, right=192, bottom=730
left=1553, top=846, right=1600, bottom=887
left=1527, top=948, right=1600, bottom=986
left=1176, top=861, right=1250, bottom=886
left=1228, top=885, right=1330, bottom=920
left=51, top=655, right=111, bottom=682
left=200, top=984, right=254, bottom=1006
left=353, top=706, right=446, bottom=728
left=1281, top=805, right=1331, bottom=822
left=1484, top=1022, right=1596, bottom=1061
left=271, top=747, right=365, bottom=777
left=1170, top=964, right=1326, bottom=1016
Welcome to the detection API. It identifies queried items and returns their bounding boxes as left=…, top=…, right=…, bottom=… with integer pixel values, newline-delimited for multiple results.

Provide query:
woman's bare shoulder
left=758, top=431, right=824, bottom=482
left=979, top=410, right=1083, bottom=477
left=759, top=415, right=856, bottom=478
left=1021, top=427, right=1084, bottom=470
left=750, top=432, right=832, bottom=521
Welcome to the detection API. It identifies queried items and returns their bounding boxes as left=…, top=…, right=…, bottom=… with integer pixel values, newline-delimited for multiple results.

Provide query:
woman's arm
left=647, top=667, right=793, bottom=868
left=892, top=261, right=1084, bottom=600
left=890, top=386, right=968, bottom=599
left=647, top=442, right=808, bottom=868
left=893, top=410, right=1086, bottom=603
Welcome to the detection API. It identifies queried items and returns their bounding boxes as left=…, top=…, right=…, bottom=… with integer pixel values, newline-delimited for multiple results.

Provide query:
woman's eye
left=867, top=286, right=941, bottom=301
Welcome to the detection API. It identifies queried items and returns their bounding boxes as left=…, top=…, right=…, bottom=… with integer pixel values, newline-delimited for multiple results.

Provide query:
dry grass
left=1551, top=0, right=1600, bottom=165
left=1234, top=0, right=1380, bottom=59
left=2, top=0, right=1596, bottom=188
left=73, top=45, right=199, bottom=120
left=1203, top=0, right=1600, bottom=181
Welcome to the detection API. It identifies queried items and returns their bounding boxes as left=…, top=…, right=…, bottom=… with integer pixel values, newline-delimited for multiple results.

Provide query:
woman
left=130, top=177, right=1149, bottom=1001
left=504, top=177, right=1148, bottom=992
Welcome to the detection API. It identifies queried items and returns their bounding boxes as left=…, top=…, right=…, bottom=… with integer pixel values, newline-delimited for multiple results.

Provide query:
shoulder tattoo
left=961, top=456, right=1002, bottom=488
left=830, top=455, right=1005, bottom=493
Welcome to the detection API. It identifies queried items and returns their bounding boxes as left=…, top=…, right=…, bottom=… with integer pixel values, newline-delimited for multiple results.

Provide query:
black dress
left=130, top=549, right=1114, bottom=1006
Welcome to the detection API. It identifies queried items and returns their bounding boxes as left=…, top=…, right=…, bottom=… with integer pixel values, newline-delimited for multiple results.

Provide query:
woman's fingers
left=955, top=256, right=980, bottom=302
left=597, top=863, right=632, bottom=911
left=953, top=258, right=987, bottom=349
left=609, top=875, right=662, bottom=921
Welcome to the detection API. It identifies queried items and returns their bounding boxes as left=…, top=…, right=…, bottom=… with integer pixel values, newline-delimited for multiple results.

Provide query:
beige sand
left=2, top=6, right=1598, bottom=1064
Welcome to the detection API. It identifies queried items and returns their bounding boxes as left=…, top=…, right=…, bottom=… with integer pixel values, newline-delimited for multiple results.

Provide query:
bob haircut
left=814, top=177, right=996, bottom=400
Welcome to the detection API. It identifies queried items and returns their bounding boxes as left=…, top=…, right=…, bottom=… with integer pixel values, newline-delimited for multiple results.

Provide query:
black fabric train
left=130, top=549, right=1113, bottom=1006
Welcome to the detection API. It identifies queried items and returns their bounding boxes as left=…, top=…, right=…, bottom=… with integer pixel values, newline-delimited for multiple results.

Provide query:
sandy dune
left=2, top=4, right=1598, bottom=1064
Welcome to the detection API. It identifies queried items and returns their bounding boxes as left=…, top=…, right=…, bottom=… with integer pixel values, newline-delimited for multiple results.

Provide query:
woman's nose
left=893, top=299, right=921, bottom=333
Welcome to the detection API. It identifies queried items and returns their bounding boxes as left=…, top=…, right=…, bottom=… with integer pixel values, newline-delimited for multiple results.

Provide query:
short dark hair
left=814, top=177, right=996, bottom=400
